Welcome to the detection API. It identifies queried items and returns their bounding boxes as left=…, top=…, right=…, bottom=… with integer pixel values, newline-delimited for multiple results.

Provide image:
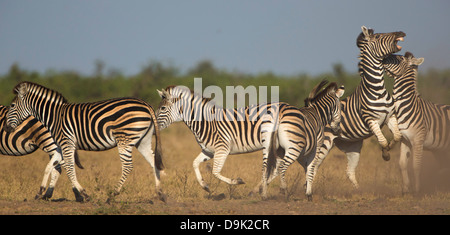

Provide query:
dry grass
left=0, top=122, right=449, bottom=214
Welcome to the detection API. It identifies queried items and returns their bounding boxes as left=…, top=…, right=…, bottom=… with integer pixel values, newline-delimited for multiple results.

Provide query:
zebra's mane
left=14, top=81, right=68, bottom=103
left=164, top=85, right=214, bottom=103
left=304, top=80, right=338, bottom=106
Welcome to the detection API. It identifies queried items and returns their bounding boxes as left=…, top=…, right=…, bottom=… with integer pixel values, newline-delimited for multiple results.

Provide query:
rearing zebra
left=307, top=26, right=405, bottom=189
left=4, top=81, right=164, bottom=202
left=0, top=105, right=83, bottom=200
left=261, top=81, right=345, bottom=201
left=383, top=52, right=450, bottom=193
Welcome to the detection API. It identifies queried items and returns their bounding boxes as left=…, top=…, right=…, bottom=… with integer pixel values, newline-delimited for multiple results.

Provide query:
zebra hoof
left=75, top=196, right=85, bottom=203
left=202, top=185, right=211, bottom=193
left=382, top=150, right=390, bottom=161
left=75, top=189, right=91, bottom=203
left=307, top=195, right=313, bottom=202
left=73, top=188, right=85, bottom=202
left=235, top=177, right=245, bottom=185
left=158, top=191, right=167, bottom=203
left=35, top=187, right=46, bottom=200
left=34, top=194, right=44, bottom=200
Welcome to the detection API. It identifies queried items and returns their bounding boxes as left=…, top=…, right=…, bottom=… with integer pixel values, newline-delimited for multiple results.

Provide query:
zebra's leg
left=193, top=151, right=212, bottom=192
left=35, top=151, right=62, bottom=200
left=108, top=143, right=134, bottom=203
left=309, top=129, right=336, bottom=174
left=346, top=152, right=361, bottom=188
left=251, top=157, right=282, bottom=198
left=42, top=164, right=62, bottom=200
left=387, top=114, right=402, bottom=149
left=304, top=149, right=318, bottom=201
left=61, top=146, right=89, bottom=202
left=259, top=127, right=275, bottom=200
left=399, top=140, right=412, bottom=194
left=367, top=119, right=391, bottom=161
left=36, top=157, right=57, bottom=199
left=278, top=148, right=302, bottom=199
left=211, top=147, right=245, bottom=185
left=277, top=161, right=289, bottom=198
left=136, top=127, right=166, bottom=202
left=335, top=139, right=363, bottom=188
left=304, top=130, right=337, bottom=199
left=304, top=137, right=322, bottom=202
left=412, top=133, right=425, bottom=193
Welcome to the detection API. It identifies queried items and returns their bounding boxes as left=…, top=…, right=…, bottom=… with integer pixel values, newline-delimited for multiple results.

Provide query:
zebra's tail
left=74, top=151, right=84, bottom=169
left=56, top=147, right=84, bottom=169
left=149, top=106, right=165, bottom=171
left=266, top=130, right=278, bottom=180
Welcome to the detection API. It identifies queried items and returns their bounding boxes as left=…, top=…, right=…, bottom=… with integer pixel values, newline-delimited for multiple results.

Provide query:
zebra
left=306, top=26, right=405, bottom=189
left=4, top=81, right=165, bottom=202
left=261, top=80, right=345, bottom=201
left=0, top=105, right=83, bottom=200
left=383, top=52, right=450, bottom=193
left=157, top=85, right=283, bottom=193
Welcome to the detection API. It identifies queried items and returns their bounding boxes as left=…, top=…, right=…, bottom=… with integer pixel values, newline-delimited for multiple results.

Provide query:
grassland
left=0, top=122, right=449, bottom=215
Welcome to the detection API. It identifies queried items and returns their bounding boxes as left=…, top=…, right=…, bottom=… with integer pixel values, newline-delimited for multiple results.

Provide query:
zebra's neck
left=358, top=49, right=390, bottom=100
left=28, top=91, right=65, bottom=137
left=393, top=69, right=419, bottom=102
left=309, top=99, right=334, bottom=127
left=180, top=94, right=216, bottom=133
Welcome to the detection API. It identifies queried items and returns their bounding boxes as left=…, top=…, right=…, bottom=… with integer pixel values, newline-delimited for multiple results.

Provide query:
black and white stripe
left=383, top=52, right=450, bottom=193
left=4, top=81, right=164, bottom=202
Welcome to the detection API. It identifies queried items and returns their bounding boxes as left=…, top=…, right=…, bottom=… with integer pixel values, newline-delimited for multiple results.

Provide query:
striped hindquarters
left=63, top=98, right=155, bottom=151
left=0, top=106, right=57, bottom=156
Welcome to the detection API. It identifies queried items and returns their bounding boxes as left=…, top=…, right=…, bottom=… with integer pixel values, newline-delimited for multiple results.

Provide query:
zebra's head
left=4, top=82, right=33, bottom=133
left=357, top=26, right=406, bottom=59
left=382, top=52, right=424, bottom=79
left=156, top=86, right=188, bottom=130
left=304, top=80, right=345, bottom=135
left=330, top=84, right=345, bottom=135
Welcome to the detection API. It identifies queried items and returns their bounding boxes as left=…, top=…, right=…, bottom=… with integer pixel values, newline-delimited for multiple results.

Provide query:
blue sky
left=1, top=0, right=449, bottom=76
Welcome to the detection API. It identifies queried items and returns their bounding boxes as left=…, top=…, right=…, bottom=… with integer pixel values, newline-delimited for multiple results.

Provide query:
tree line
left=1, top=60, right=449, bottom=109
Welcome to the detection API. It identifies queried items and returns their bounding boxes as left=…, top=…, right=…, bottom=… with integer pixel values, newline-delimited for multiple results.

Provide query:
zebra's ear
left=14, top=82, right=28, bottom=98
left=335, top=85, right=345, bottom=98
left=157, top=89, right=172, bottom=100
left=361, top=26, right=371, bottom=38
left=157, top=89, right=165, bottom=98
left=411, top=58, right=424, bottom=66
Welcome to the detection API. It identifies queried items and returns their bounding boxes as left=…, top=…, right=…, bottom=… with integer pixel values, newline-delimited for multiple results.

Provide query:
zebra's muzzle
left=157, top=121, right=167, bottom=130
left=396, top=37, right=404, bottom=50
left=3, top=124, right=16, bottom=133
left=394, top=31, right=406, bottom=51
